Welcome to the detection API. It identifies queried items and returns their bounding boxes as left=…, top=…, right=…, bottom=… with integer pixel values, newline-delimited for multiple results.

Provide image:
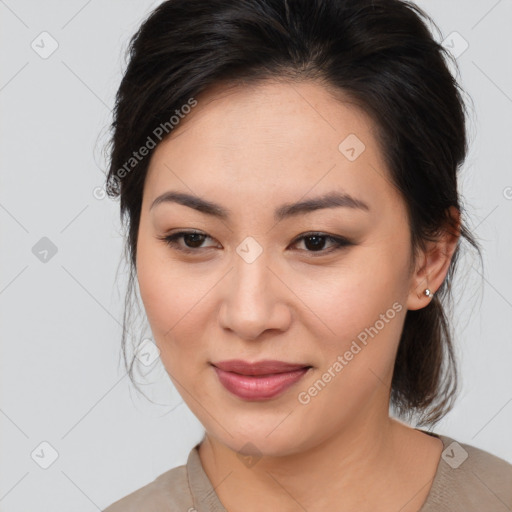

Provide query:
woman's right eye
left=157, top=231, right=216, bottom=254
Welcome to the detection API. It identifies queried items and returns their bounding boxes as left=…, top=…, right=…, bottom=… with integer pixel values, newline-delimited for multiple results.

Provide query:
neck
left=198, top=410, right=418, bottom=512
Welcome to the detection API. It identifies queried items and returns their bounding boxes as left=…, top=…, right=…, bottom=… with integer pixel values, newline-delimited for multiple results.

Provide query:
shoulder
left=102, top=463, right=194, bottom=512
left=423, top=434, right=512, bottom=511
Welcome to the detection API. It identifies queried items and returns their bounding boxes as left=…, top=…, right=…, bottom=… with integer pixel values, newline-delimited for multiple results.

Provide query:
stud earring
left=424, top=288, right=433, bottom=298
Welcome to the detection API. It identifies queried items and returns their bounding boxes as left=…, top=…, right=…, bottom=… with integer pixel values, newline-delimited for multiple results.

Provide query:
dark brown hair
left=104, top=0, right=482, bottom=427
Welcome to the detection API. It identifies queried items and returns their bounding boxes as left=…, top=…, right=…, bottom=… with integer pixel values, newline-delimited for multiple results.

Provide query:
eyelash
left=157, top=230, right=352, bottom=257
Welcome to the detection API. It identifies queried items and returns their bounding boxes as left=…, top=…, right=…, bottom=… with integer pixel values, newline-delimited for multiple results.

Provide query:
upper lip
left=211, top=359, right=311, bottom=376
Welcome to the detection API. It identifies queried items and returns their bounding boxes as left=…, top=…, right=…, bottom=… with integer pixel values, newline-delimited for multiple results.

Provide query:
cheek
left=136, top=243, right=216, bottom=368
left=296, top=252, right=407, bottom=343
left=292, top=253, right=409, bottom=397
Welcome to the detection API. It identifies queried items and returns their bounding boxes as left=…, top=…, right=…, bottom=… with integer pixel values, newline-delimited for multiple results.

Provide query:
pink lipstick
left=212, top=359, right=312, bottom=401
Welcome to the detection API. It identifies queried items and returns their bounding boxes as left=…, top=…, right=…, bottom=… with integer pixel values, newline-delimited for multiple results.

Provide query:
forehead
left=144, top=80, right=402, bottom=218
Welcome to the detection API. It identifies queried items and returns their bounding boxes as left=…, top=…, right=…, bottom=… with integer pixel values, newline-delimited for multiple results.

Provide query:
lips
left=211, top=359, right=312, bottom=400
left=212, top=359, right=311, bottom=376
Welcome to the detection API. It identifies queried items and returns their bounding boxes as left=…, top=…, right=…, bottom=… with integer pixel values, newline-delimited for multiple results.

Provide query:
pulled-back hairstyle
left=104, top=0, right=482, bottom=427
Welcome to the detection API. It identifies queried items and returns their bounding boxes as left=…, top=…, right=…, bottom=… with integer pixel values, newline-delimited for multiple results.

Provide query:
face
left=136, top=80, right=417, bottom=457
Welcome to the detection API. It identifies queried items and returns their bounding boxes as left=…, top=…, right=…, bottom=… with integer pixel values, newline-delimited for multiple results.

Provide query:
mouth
left=211, top=360, right=313, bottom=400
left=211, top=359, right=312, bottom=376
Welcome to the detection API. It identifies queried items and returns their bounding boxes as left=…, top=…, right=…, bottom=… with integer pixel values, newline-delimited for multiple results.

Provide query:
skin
left=136, top=80, right=460, bottom=512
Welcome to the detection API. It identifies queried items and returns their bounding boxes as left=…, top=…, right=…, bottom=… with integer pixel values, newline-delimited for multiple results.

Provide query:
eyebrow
left=150, top=190, right=370, bottom=221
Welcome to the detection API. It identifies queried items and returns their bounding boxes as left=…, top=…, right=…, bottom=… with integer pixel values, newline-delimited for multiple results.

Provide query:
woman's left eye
left=292, top=233, right=352, bottom=254
left=157, top=230, right=352, bottom=256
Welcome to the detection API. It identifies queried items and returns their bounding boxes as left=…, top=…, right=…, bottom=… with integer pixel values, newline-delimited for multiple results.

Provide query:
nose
left=217, top=245, right=292, bottom=341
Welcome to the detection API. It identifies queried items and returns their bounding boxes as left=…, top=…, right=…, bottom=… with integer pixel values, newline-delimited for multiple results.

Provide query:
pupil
left=185, top=233, right=204, bottom=247
left=305, top=235, right=325, bottom=251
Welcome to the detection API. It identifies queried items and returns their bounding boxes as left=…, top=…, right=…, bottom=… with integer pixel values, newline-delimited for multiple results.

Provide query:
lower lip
left=213, top=366, right=311, bottom=401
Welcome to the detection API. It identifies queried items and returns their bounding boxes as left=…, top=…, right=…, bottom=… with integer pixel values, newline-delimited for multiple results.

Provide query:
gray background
left=1, top=0, right=511, bottom=510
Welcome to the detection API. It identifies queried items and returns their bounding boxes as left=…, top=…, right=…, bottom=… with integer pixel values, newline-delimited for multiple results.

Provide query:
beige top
left=103, top=430, right=512, bottom=511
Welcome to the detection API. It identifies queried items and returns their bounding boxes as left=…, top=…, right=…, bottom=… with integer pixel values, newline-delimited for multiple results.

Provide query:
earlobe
left=406, top=251, right=434, bottom=311
left=406, top=206, right=460, bottom=311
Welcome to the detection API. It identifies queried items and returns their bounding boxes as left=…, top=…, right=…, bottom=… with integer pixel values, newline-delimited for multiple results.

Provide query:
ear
left=406, top=206, right=461, bottom=311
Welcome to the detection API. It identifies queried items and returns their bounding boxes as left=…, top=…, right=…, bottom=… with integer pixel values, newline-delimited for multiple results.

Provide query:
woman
left=102, top=0, right=512, bottom=510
